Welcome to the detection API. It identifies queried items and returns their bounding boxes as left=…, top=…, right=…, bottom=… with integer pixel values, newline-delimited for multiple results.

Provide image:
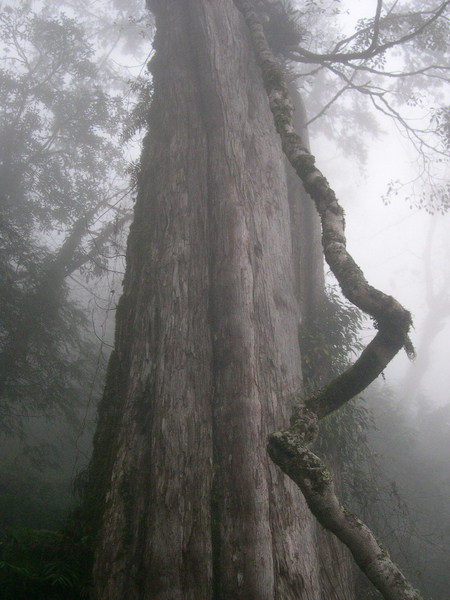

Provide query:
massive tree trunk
left=87, top=1, right=355, bottom=598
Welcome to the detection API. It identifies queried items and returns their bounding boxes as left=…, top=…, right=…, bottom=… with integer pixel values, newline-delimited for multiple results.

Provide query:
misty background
left=0, top=0, right=449, bottom=598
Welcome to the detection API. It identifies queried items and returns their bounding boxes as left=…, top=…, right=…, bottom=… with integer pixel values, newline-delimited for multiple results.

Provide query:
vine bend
left=233, top=2, right=420, bottom=599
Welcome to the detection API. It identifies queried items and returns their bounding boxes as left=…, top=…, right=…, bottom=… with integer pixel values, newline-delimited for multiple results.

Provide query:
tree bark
left=88, top=1, right=355, bottom=598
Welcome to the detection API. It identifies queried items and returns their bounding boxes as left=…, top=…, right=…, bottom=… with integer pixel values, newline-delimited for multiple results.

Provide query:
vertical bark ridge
left=286, top=84, right=325, bottom=323
left=91, top=3, right=214, bottom=598
left=188, top=2, right=320, bottom=597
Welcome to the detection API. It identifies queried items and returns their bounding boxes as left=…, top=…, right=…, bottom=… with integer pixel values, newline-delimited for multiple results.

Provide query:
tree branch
left=350, top=63, right=450, bottom=80
left=368, top=0, right=384, bottom=51
left=233, top=1, right=420, bottom=598
left=268, top=414, right=422, bottom=600
left=288, top=2, right=450, bottom=65
left=321, top=63, right=448, bottom=160
left=304, top=79, right=353, bottom=127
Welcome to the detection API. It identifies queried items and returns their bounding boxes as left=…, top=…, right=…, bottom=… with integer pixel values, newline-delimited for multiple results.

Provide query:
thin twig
left=288, top=2, right=450, bottom=65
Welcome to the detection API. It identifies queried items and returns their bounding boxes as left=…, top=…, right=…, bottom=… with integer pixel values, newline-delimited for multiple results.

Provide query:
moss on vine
left=261, top=61, right=285, bottom=89
left=274, top=110, right=292, bottom=129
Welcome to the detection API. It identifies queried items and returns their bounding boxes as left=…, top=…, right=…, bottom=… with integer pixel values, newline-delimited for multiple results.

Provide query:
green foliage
left=432, top=105, right=450, bottom=151
left=0, top=5, right=123, bottom=230
left=352, top=391, right=450, bottom=600
left=300, top=284, right=364, bottom=388
left=0, top=444, right=76, bottom=531
left=357, top=7, right=449, bottom=56
left=122, top=72, right=154, bottom=142
left=318, top=398, right=376, bottom=466
left=0, top=528, right=90, bottom=600
left=0, top=4, right=125, bottom=433
left=0, top=440, right=96, bottom=598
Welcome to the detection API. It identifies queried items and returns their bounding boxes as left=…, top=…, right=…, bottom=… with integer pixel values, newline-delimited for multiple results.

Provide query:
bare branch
left=321, top=64, right=448, bottom=160
left=369, top=0, right=384, bottom=51
left=304, top=80, right=353, bottom=126
left=369, top=93, right=448, bottom=158
left=268, top=420, right=423, bottom=600
left=288, top=2, right=450, bottom=65
left=66, top=211, right=131, bottom=276
left=351, top=63, right=450, bottom=81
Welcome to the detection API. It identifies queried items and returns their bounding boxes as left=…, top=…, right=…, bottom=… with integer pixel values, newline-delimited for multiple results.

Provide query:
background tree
left=0, top=4, right=129, bottom=435
left=0, top=2, right=134, bottom=535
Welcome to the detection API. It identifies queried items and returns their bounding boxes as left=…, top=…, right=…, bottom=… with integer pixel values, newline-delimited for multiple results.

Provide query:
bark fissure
left=90, top=3, right=216, bottom=597
left=233, top=1, right=421, bottom=599
left=187, top=4, right=294, bottom=595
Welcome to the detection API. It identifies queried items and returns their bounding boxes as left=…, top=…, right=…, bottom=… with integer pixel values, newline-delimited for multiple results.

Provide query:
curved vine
left=233, top=1, right=421, bottom=599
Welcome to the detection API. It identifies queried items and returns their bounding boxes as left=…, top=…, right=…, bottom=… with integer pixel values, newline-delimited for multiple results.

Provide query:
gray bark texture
left=87, top=1, right=356, bottom=599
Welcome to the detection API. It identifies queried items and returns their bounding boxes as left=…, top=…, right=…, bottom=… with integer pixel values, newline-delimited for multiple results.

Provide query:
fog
left=0, top=1, right=449, bottom=598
